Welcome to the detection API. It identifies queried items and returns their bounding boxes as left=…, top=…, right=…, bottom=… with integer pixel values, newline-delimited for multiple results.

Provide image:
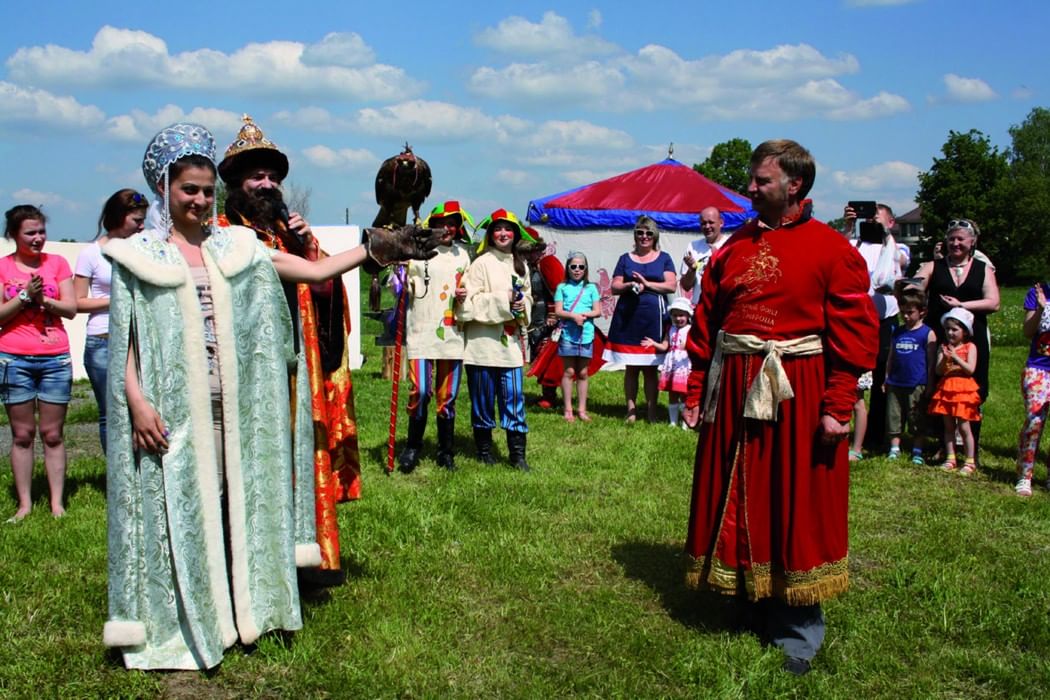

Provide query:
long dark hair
left=4, top=204, right=45, bottom=240
left=97, top=188, right=148, bottom=238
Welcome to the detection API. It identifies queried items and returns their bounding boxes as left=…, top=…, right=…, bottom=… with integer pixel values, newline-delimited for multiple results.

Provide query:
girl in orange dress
left=928, top=307, right=981, bottom=474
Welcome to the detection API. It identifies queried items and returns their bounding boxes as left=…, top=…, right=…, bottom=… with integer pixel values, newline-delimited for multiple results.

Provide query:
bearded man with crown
left=218, top=115, right=360, bottom=585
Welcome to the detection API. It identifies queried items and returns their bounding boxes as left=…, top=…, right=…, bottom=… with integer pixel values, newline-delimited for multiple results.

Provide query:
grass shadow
left=980, top=460, right=1020, bottom=486
left=611, top=540, right=739, bottom=634
left=64, top=470, right=107, bottom=502
left=299, top=553, right=369, bottom=606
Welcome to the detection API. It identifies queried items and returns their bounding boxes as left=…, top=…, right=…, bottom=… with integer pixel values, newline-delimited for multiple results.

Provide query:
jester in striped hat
left=457, top=209, right=537, bottom=470
left=397, top=200, right=475, bottom=473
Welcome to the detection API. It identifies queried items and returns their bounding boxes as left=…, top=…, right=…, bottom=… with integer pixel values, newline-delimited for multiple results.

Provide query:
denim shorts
left=558, top=338, right=593, bottom=359
left=0, top=352, right=73, bottom=405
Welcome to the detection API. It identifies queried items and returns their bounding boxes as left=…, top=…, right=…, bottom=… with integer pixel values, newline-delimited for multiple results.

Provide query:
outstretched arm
left=272, top=246, right=368, bottom=284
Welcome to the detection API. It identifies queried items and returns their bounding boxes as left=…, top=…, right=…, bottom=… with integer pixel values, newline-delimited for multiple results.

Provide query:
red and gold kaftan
left=684, top=206, right=877, bottom=605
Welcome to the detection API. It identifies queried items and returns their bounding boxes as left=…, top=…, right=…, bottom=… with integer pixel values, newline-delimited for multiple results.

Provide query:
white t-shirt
left=74, top=241, right=112, bottom=336
left=855, top=240, right=899, bottom=320
left=680, top=236, right=728, bottom=306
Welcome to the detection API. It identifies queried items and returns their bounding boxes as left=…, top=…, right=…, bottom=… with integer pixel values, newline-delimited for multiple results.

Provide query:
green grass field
left=1, top=286, right=1049, bottom=698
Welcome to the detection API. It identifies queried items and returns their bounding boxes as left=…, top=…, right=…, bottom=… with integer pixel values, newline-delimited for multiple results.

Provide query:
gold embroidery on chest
left=737, top=238, right=782, bottom=295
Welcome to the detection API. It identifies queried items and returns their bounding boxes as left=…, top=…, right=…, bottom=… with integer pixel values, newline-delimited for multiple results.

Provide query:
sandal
left=563, top=411, right=576, bottom=423
left=577, top=412, right=592, bottom=423
left=959, top=460, right=977, bottom=476
left=848, top=449, right=863, bottom=462
left=940, top=456, right=958, bottom=472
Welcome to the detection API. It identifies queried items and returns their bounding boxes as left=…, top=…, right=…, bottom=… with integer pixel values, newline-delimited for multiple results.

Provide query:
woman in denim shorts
left=74, top=190, right=148, bottom=451
left=0, top=205, right=77, bottom=522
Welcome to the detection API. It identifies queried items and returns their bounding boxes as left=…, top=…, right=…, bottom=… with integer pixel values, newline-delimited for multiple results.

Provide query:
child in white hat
left=642, top=297, right=694, bottom=427
left=928, top=307, right=981, bottom=474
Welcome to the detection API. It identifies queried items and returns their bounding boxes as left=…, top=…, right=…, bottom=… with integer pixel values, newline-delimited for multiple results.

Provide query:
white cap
left=669, top=297, right=693, bottom=316
left=941, top=307, right=974, bottom=336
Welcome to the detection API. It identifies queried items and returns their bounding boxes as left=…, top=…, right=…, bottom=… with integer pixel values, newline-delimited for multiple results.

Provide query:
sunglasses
left=946, top=219, right=975, bottom=233
left=634, top=230, right=655, bottom=238
left=568, top=263, right=586, bottom=270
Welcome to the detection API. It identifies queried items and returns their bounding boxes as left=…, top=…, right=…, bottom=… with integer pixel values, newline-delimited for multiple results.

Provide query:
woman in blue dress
left=603, top=216, right=677, bottom=422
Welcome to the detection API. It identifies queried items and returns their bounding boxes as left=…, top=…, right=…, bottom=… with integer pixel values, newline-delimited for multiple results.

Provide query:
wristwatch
left=17, top=289, right=30, bottom=305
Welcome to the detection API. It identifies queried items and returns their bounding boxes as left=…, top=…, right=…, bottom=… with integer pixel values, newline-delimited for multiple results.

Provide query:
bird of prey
left=372, top=143, right=432, bottom=227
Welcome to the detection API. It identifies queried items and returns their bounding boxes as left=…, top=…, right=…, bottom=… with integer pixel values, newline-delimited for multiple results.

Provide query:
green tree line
left=917, top=107, right=1050, bottom=284
left=694, top=108, right=1050, bottom=284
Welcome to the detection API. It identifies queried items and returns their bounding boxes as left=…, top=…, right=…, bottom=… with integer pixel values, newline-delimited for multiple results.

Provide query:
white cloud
left=300, top=32, right=375, bottom=68
left=273, top=107, right=352, bottom=132
left=522, top=120, right=633, bottom=149
left=561, top=169, right=624, bottom=186
left=350, top=100, right=508, bottom=141
left=469, top=41, right=902, bottom=120
left=0, top=80, right=105, bottom=130
left=6, top=26, right=423, bottom=101
left=301, top=145, right=377, bottom=170
left=644, top=142, right=709, bottom=165
left=623, top=43, right=858, bottom=91
left=830, top=160, right=921, bottom=191
left=10, top=188, right=76, bottom=210
left=104, top=105, right=243, bottom=143
left=516, top=149, right=641, bottom=174
left=828, top=91, right=911, bottom=120
left=791, top=78, right=856, bottom=109
left=474, top=11, right=618, bottom=62
left=943, top=73, right=997, bottom=102
left=469, top=61, right=626, bottom=103
left=495, top=169, right=530, bottom=186
left=587, top=10, right=603, bottom=30
left=1012, top=85, right=1034, bottom=100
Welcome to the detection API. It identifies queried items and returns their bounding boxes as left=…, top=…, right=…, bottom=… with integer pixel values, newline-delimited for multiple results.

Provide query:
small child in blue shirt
left=883, top=289, right=937, bottom=463
left=554, top=251, right=602, bottom=422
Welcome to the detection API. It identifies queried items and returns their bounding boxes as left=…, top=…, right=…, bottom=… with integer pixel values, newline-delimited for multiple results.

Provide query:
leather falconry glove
left=362, top=225, right=442, bottom=274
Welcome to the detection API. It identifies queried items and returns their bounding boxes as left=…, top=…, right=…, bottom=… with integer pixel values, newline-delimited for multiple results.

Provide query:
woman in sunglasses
left=74, top=189, right=149, bottom=450
left=603, top=215, right=677, bottom=423
left=912, top=218, right=1000, bottom=461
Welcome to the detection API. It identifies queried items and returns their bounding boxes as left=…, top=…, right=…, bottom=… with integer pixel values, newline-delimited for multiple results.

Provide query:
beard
left=225, top=186, right=286, bottom=232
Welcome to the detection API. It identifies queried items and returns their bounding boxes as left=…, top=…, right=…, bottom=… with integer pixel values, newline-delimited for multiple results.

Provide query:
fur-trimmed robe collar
left=103, top=225, right=259, bottom=286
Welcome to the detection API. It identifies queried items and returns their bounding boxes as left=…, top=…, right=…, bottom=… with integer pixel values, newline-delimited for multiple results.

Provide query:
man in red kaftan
left=682, top=140, right=877, bottom=674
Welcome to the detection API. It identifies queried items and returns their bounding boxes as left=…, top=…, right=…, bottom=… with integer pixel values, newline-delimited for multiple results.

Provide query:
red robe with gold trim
left=231, top=214, right=361, bottom=574
left=684, top=206, right=877, bottom=605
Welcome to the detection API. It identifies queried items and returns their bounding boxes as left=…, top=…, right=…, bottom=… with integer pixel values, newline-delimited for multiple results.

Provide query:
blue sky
left=0, top=0, right=1045, bottom=239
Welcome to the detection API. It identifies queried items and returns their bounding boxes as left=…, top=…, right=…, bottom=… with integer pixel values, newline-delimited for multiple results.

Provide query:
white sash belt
left=703, top=331, right=823, bottom=423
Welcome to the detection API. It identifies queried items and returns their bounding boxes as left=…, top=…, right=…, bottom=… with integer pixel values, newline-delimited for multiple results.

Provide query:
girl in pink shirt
left=0, top=205, right=77, bottom=522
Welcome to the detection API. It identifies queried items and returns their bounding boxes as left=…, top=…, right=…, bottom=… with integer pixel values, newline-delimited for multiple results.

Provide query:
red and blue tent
left=526, top=158, right=754, bottom=231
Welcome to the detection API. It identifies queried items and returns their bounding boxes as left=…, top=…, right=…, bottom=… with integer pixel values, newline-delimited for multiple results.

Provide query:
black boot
left=507, top=430, right=530, bottom=471
left=473, top=427, right=496, bottom=465
left=436, top=417, right=456, bottom=471
left=398, top=416, right=427, bottom=473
